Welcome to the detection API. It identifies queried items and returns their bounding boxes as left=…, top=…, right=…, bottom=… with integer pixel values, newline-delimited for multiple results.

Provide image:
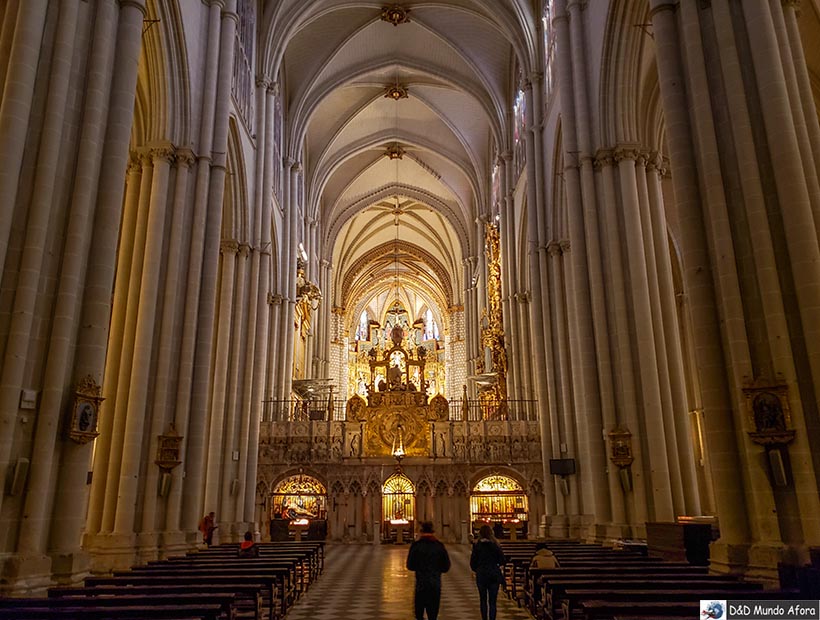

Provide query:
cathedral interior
left=2, top=0, right=820, bottom=597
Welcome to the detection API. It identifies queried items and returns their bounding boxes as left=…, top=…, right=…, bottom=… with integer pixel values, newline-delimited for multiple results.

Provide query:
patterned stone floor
left=284, top=543, right=533, bottom=620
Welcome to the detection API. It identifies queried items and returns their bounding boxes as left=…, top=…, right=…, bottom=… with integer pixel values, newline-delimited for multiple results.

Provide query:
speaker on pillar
left=9, top=458, right=29, bottom=496
left=158, top=472, right=172, bottom=497
left=768, top=448, right=790, bottom=487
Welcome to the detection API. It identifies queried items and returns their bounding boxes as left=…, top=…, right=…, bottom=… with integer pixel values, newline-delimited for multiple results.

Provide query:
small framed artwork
left=68, top=375, right=104, bottom=444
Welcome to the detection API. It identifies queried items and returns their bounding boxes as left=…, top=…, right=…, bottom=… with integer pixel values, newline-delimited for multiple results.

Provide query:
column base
left=50, top=550, right=91, bottom=587
left=0, top=553, right=53, bottom=596
left=86, top=532, right=139, bottom=573
left=593, top=522, right=637, bottom=545
left=545, top=514, right=595, bottom=540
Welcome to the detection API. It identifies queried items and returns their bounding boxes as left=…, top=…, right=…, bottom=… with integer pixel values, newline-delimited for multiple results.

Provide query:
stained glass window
left=543, top=1, right=556, bottom=99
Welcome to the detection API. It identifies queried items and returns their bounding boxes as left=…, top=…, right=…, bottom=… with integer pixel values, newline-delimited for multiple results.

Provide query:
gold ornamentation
left=608, top=425, right=634, bottom=467
left=385, top=143, right=405, bottom=160
left=155, top=423, right=183, bottom=471
left=480, top=222, right=508, bottom=405
left=68, top=375, right=104, bottom=444
left=743, top=379, right=795, bottom=446
left=384, top=84, right=409, bottom=100
left=381, top=5, right=410, bottom=26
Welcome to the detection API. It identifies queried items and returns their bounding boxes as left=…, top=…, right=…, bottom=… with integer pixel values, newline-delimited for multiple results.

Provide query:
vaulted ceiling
left=260, top=1, right=537, bottom=331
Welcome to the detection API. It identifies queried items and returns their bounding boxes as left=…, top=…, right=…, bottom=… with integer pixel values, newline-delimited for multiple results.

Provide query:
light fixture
left=392, top=424, right=406, bottom=465
left=381, top=5, right=410, bottom=26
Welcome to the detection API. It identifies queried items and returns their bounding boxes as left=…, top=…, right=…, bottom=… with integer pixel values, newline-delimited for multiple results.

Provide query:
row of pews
left=498, top=539, right=792, bottom=620
left=0, top=541, right=324, bottom=620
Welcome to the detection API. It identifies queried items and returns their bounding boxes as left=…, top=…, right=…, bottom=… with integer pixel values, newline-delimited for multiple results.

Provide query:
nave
left=283, top=544, right=532, bottom=620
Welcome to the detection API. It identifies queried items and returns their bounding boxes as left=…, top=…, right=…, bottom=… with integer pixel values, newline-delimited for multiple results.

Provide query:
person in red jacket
left=406, top=521, right=451, bottom=620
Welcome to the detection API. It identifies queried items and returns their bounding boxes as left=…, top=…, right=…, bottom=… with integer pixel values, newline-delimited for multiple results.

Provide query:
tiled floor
left=285, top=543, right=533, bottom=620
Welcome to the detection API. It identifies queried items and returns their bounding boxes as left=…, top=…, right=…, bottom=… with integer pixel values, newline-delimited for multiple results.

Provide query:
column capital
left=559, top=239, right=571, bottom=253
left=648, top=0, right=678, bottom=19
left=149, top=144, right=176, bottom=163
left=593, top=149, right=614, bottom=169
left=268, top=293, right=284, bottom=305
left=127, top=150, right=142, bottom=174
left=268, top=81, right=281, bottom=96
left=238, top=243, right=251, bottom=258
left=118, top=0, right=147, bottom=15
left=547, top=241, right=563, bottom=257
left=782, top=0, right=801, bottom=13
left=320, top=258, right=331, bottom=269
left=256, top=75, right=272, bottom=89
left=220, top=239, right=240, bottom=255
left=174, top=147, right=196, bottom=168
left=614, top=144, right=641, bottom=163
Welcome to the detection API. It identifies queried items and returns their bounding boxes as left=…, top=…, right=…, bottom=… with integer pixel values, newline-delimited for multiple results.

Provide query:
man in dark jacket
left=406, top=521, right=451, bottom=620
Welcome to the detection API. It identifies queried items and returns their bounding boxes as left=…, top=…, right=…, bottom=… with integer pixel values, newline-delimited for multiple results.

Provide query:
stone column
left=144, top=148, right=195, bottom=546
left=165, top=0, right=223, bottom=538
left=742, top=0, right=820, bottom=425
left=76, top=0, right=147, bottom=544
left=645, top=155, right=700, bottom=515
left=220, top=243, right=250, bottom=527
left=0, top=0, right=80, bottom=517
left=112, top=145, right=173, bottom=543
left=184, top=0, right=238, bottom=533
left=0, top=0, right=48, bottom=276
left=634, top=152, right=685, bottom=515
left=85, top=155, right=141, bottom=537
left=649, top=0, right=751, bottom=557
left=615, top=147, right=673, bottom=521
left=203, top=239, right=240, bottom=514
left=102, top=152, right=154, bottom=535
left=781, top=1, right=820, bottom=193
left=594, top=152, right=641, bottom=527
left=47, top=0, right=125, bottom=569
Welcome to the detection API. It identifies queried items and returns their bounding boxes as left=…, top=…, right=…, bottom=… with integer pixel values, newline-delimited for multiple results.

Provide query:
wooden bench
left=0, top=602, right=224, bottom=620
left=85, top=573, right=282, bottom=620
left=579, top=599, right=700, bottom=620
left=50, top=585, right=262, bottom=620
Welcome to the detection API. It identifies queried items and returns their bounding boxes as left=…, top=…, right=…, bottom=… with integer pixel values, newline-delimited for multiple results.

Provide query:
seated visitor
left=238, top=531, right=259, bottom=557
left=530, top=543, right=559, bottom=569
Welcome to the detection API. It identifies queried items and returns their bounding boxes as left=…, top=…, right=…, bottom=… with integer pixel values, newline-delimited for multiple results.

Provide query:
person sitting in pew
left=530, top=543, right=559, bottom=569
left=238, top=531, right=260, bottom=558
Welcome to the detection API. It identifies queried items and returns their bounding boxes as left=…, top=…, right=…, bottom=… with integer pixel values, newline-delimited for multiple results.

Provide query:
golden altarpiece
left=258, top=224, right=545, bottom=543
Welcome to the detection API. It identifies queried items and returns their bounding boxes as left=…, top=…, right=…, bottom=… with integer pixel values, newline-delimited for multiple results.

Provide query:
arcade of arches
left=1, top=0, right=820, bottom=594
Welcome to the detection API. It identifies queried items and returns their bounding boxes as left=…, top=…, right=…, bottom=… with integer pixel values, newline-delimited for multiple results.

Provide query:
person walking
left=470, top=524, right=506, bottom=620
left=199, top=511, right=217, bottom=546
left=406, top=521, right=451, bottom=620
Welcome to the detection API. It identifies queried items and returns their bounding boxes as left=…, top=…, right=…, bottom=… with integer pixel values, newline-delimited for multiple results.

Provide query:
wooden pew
left=0, top=602, right=224, bottom=620
left=85, top=573, right=282, bottom=620
left=50, top=585, right=262, bottom=620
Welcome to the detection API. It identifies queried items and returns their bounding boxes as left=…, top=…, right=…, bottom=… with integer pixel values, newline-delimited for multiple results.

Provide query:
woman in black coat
left=470, top=524, right=506, bottom=620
